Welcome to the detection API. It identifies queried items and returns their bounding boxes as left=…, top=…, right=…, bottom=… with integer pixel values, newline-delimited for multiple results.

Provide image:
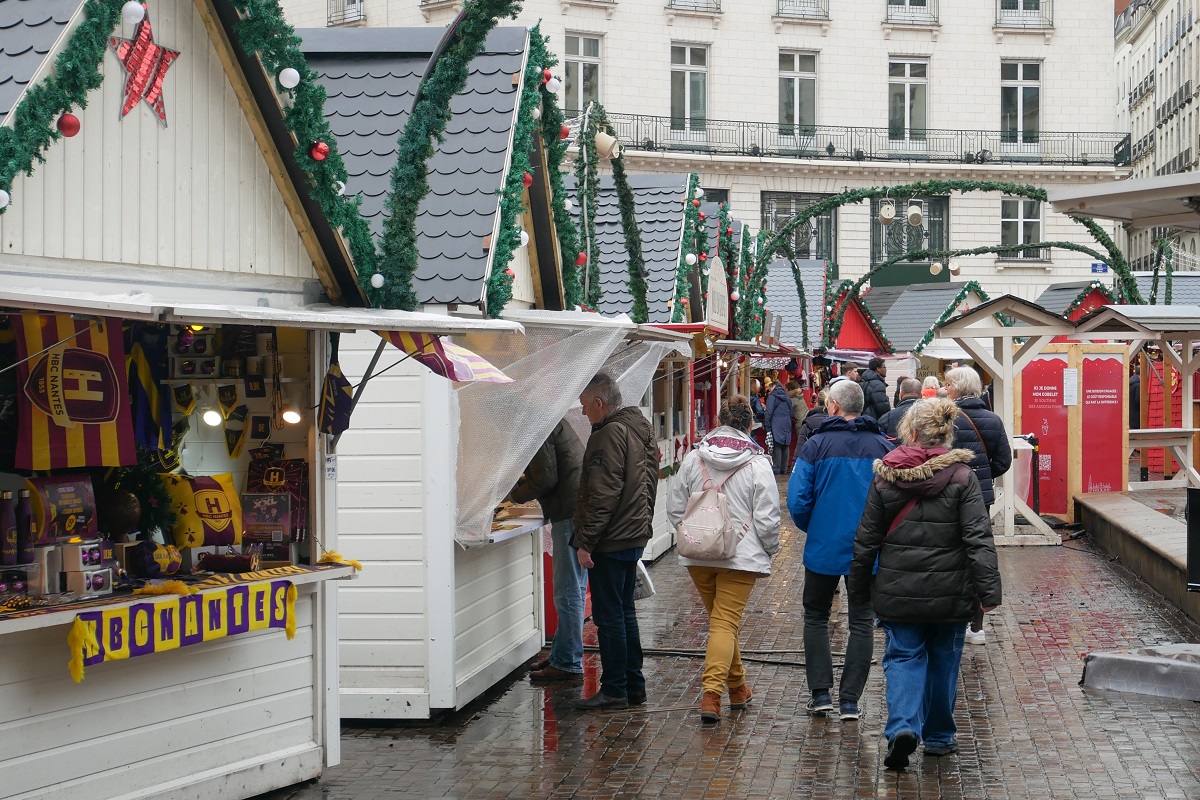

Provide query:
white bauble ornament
left=121, top=1, right=146, bottom=25
left=564, top=197, right=574, bottom=210
left=531, top=106, right=542, bottom=120
left=278, top=68, right=301, bottom=89
left=0, top=189, right=10, bottom=210
left=702, top=269, right=710, bottom=276
left=370, top=272, right=385, bottom=288
left=333, top=180, right=346, bottom=196
left=694, top=187, right=704, bottom=199
left=519, top=229, right=530, bottom=247
left=546, top=76, right=563, bottom=93
left=685, top=253, right=698, bottom=266
left=730, top=291, right=739, bottom=302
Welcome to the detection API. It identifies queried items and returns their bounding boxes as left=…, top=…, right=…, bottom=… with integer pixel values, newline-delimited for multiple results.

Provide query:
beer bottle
left=0, top=491, right=16, bottom=566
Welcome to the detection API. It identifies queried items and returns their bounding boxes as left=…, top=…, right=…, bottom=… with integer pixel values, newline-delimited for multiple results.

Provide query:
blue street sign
left=1091, top=262, right=1109, bottom=273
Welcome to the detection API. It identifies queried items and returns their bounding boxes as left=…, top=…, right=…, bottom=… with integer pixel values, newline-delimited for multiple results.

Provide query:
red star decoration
left=110, top=8, right=180, bottom=125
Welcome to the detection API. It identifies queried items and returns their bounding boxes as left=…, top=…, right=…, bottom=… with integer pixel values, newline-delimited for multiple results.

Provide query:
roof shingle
left=0, top=0, right=80, bottom=122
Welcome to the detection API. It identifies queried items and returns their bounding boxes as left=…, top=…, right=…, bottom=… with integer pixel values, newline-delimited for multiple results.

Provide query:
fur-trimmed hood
left=873, top=446, right=976, bottom=496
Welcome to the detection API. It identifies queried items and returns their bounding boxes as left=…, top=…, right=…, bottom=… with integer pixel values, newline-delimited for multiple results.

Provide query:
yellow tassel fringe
left=132, top=580, right=196, bottom=596
left=317, top=550, right=363, bottom=571
left=67, top=617, right=99, bottom=683
left=285, top=583, right=298, bottom=640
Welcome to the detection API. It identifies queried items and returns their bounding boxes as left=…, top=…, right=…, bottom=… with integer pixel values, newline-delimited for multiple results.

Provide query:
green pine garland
left=1063, top=280, right=1116, bottom=317
left=671, top=172, right=702, bottom=322
left=733, top=226, right=753, bottom=337
left=613, top=154, right=649, bottom=322
left=573, top=107, right=602, bottom=308
left=716, top=202, right=738, bottom=335
left=757, top=180, right=1142, bottom=307
left=776, top=236, right=811, bottom=349
left=528, top=27, right=583, bottom=308
left=379, top=0, right=521, bottom=311
left=735, top=231, right=770, bottom=336
left=1148, top=236, right=1171, bottom=306
left=696, top=201, right=711, bottom=300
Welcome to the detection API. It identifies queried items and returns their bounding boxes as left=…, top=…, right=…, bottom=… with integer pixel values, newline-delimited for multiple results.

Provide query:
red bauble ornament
left=504, top=268, right=515, bottom=276
left=699, top=253, right=707, bottom=262
left=698, top=212, right=706, bottom=220
left=692, top=199, right=701, bottom=207
left=542, top=68, right=552, bottom=83
left=310, top=142, right=330, bottom=161
left=575, top=253, right=588, bottom=266
left=726, top=227, right=733, bottom=236
left=56, top=113, right=80, bottom=137
left=560, top=125, right=570, bottom=140
left=522, top=172, right=533, bottom=188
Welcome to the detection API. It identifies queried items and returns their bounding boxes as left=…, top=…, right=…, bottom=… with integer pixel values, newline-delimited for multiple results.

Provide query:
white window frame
left=670, top=44, right=708, bottom=140
left=999, top=0, right=1043, bottom=24
left=999, top=197, right=1045, bottom=260
left=778, top=51, right=818, bottom=146
left=888, top=58, right=928, bottom=148
left=1001, top=61, right=1041, bottom=151
left=887, top=0, right=933, bottom=23
left=563, top=34, right=602, bottom=117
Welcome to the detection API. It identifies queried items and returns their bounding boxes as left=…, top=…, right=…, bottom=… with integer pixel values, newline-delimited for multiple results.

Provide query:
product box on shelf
left=28, top=547, right=60, bottom=595
left=61, top=540, right=105, bottom=572
left=0, top=565, right=39, bottom=597
left=26, top=475, right=98, bottom=544
left=242, top=493, right=292, bottom=562
left=64, top=567, right=112, bottom=596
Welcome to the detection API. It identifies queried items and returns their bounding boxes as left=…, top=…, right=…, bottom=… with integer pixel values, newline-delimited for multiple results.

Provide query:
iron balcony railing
left=328, top=0, right=365, bottom=25
left=886, top=0, right=938, bottom=26
left=598, top=113, right=1133, bottom=167
left=996, top=0, right=1052, bottom=28
left=667, top=0, right=721, bottom=11
left=777, top=0, right=829, bottom=19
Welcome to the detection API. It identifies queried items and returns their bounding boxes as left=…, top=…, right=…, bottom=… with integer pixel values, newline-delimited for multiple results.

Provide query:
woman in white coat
left=667, top=395, right=781, bottom=724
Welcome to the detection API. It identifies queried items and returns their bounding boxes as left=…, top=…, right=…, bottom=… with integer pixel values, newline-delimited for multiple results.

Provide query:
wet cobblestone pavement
left=260, top=480, right=1200, bottom=799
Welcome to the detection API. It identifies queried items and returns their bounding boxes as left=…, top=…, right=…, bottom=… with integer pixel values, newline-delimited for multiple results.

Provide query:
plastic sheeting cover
left=452, top=323, right=632, bottom=545
left=1080, top=643, right=1200, bottom=701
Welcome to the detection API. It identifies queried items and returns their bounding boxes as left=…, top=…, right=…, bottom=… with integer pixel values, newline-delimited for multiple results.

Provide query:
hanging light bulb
left=199, top=386, right=221, bottom=427
left=202, top=408, right=222, bottom=427
left=281, top=387, right=302, bottom=425
left=907, top=202, right=923, bottom=227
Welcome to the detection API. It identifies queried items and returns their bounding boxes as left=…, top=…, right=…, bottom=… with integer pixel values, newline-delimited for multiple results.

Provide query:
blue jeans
left=548, top=519, right=587, bottom=673
left=803, top=569, right=874, bottom=703
left=881, top=621, right=967, bottom=747
left=588, top=553, right=645, bottom=700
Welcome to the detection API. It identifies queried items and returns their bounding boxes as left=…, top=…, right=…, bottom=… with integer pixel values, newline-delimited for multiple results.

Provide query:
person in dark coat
left=861, top=357, right=891, bottom=421
left=878, top=377, right=922, bottom=439
left=765, top=379, right=794, bottom=474
left=1129, top=371, right=1141, bottom=430
left=848, top=398, right=1001, bottom=771
left=750, top=380, right=766, bottom=424
left=787, top=381, right=809, bottom=467
left=944, top=366, right=1010, bottom=646
left=514, top=419, right=586, bottom=681
left=572, top=372, right=659, bottom=710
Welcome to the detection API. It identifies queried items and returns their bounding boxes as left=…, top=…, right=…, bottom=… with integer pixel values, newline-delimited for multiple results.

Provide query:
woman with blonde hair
left=921, top=376, right=940, bottom=398
left=848, top=398, right=1001, bottom=771
left=667, top=395, right=780, bottom=724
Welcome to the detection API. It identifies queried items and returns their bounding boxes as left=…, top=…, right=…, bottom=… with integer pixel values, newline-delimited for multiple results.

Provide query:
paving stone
left=256, top=478, right=1200, bottom=800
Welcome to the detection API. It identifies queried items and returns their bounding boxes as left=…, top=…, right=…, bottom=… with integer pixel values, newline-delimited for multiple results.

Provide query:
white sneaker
left=965, top=628, right=986, bottom=646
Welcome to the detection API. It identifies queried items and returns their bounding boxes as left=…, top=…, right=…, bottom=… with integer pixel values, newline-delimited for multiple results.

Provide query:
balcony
left=328, top=0, right=365, bottom=25
left=995, top=0, right=1052, bottom=29
left=593, top=112, right=1132, bottom=167
left=885, top=0, right=938, bottom=26
left=777, top=0, right=828, bottom=19
left=666, top=0, right=721, bottom=26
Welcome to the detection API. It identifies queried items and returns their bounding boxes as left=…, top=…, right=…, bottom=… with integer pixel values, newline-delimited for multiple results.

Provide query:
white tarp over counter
left=452, top=312, right=636, bottom=545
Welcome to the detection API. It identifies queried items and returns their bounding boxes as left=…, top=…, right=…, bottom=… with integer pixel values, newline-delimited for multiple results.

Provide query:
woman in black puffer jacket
left=848, top=398, right=1001, bottom=772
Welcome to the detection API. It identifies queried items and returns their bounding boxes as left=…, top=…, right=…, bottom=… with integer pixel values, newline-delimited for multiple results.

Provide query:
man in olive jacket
left=513, top=419, right=586, bottom=681
left=571, top=372, right=658, bottom=710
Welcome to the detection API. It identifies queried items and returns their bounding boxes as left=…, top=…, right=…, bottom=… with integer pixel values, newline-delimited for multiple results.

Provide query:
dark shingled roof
left=564, top=173, right=687, bottom=323
left=1034, top=281, right=1107, bottom=316
left=863, top=282, right=982, bottom=352
left=0, top=0, right=80, bottom=122
left=300, top=27, right=527, bottom=306
left=765, top=258, right=826, bottom=349
left=1135, top=273, right=1200, bottom=305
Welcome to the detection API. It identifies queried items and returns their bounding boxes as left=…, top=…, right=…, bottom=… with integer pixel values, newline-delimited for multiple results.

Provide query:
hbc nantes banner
left=14, top=314, right=137, bottom=470
left=68, top=579, right=296, bottom=682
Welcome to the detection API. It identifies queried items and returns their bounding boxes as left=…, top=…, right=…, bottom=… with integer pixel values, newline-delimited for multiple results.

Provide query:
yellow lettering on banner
left=271, top=584, right=288, bottom=624
left=132, top=606, right=151, bottom=651
left=81, top=618, right=102, bottom=661
left=183, top=598, right=200, bottom=640
left=231, top=589, right=246, bottom=630
left=249, top=583, right=270, bottom=630
left=156, top=605, right=181, bottom=652
left=104, top=608, right=130, bottom=661
left=203, top=593, right=228, bottom=641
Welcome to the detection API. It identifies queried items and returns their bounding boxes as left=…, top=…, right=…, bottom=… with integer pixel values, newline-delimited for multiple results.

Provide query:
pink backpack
left=677, top=460, right=754, bottom=560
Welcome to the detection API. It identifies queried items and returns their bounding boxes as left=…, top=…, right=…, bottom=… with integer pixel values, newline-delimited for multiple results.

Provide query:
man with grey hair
left=878, top=377, right=923, bottom=439
left=944, top=366, right=1011, bottom=646
left=571, top=371, right=659, bottom=710
left=788, top=378, right=892, bottom=721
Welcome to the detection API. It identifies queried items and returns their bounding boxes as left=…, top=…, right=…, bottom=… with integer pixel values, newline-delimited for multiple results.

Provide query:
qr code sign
left=1039, top=454, right=1052, bottom=472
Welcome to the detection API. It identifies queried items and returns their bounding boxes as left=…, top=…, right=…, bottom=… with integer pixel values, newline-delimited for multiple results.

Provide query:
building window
left=886, top=0, right=936, bottom=24
left=888, top=59, right=927, bottom=141
left=671, top=44, right=708, bottom=134
left=761, top=192, right=837, bottom=262
left=778, top=52, right=817, bottom=137
left=564, top=34, right=601, bottom=117
left=702, top=188, right=730, bottom=205
left=870, top=197, right=948, bottom=268
left=1001, top=62, right=1040, bottom=144
left=1000, top=198, right=1045, bottom=259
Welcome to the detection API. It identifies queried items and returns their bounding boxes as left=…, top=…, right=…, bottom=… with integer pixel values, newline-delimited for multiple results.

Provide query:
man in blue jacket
left=787, top=378, right=892, bottom=721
